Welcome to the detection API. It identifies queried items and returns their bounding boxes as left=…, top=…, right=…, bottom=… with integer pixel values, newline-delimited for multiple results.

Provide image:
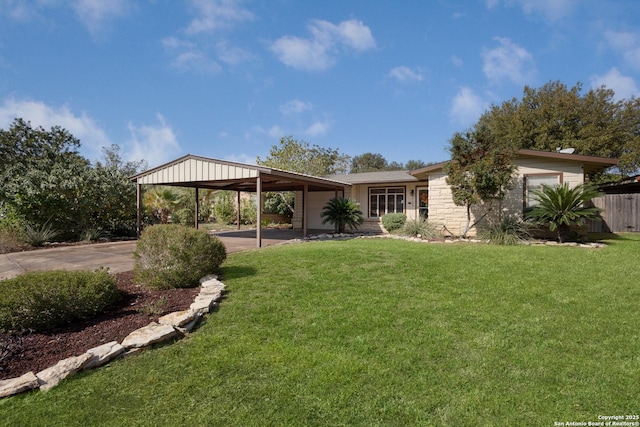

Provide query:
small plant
left=401, top=219, right=441, bottom=239
left=137, top=296, right=168, bottom=316
left=22, top=221, right=59, bottom=246
left=0, top=269, right=120, bottom=333
left=321, top=198, right=363, bottom=233
left=134, top=224, right=227, bottom=290
left=480, top=216, right=531, bottom=245
left=381, top=213, right=407, bottom=233
left=81, top=227, right=105, bottom=242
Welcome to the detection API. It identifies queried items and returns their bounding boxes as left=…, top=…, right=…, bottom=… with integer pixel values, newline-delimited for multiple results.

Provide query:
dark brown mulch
left=0, top=271, right=200, bottom=381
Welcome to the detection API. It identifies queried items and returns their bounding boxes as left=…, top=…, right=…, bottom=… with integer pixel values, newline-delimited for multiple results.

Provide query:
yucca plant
left=526, top=183, right=602, bottom=243
left=321, top=197, right=363, bottom=233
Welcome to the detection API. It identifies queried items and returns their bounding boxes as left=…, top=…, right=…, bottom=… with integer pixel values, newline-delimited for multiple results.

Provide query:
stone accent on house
left=1, top=275, right=226, bottom=399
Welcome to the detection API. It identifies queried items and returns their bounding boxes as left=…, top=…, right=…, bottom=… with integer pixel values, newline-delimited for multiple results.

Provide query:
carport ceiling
left=131, top=154, right=350, bottom=192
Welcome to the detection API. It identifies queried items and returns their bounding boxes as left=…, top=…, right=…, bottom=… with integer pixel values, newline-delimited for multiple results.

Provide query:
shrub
left=321, top=198, right=363, bottom=233
left=401, top=219, right=441, bottom=239
left=479, top=216, right=531, bottom=245
left=134, top=224, right=227, bottom=290
left=0, top=269, right=120, bottom=333
left=22, top=221, right=59, bottom=246
left=381, top=213, right=407, bottom=233
left=213, top=191, right=237, bottom=225
left=240, top=198, right=257, bottom=225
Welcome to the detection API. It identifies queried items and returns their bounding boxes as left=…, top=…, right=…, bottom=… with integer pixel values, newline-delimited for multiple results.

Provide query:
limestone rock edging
left=2, top=275, right=225, bottom=399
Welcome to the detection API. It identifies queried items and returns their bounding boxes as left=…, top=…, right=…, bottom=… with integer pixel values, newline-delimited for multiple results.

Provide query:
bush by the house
left=381, top=213, right=407, bottom=232
left=0, top=269, right=120, bottom=333
left=479, top=216, right=531, bottom=245
left=134, top=224, right=227, bottom=290
left=401, top=219, right=441, bottom=239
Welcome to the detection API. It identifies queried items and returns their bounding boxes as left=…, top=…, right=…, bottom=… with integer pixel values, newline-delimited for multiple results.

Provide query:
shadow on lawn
left=221, top=265, right=257, bottom=280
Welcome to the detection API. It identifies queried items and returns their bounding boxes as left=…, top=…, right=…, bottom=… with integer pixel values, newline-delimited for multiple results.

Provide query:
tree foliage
left=445, top=125, right=518, bottom=237
left=479, top=81, right=640, bottom=175
left=350, top=152, right=427, bottom=173
left=0, top=119, right=145, bottom=239
left=257, top=135, right=350, bottom=176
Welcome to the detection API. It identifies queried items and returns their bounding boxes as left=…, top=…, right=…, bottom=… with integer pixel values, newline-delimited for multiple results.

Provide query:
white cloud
left=215, top=40, right=254, bottom=66
left=486, top=0, right=575, bottom=22
left=590, top=68, right=639, bottom=101
left=185, top=0, right=253, bottom=34
left=304, top=120, right=331, bottom=138
left=279, top=99, right=313, bottom=116
left=71, top=0, right=132, bottom=37
left=271, top=19, right=376, bottom=71
left=388, top=66, right=423, bottom=83
left=162, top=37, right=221, bottom=73
left=605, top=30, right=640, bottom=69
left=482, top=37, right=535, bottom=85
left=125, top=114, right=181, bottom=168
left=451, top=55, right=463, bottom=67
left=224, top=153, right=256, bottom=165
left=450, top=87, right=487, bottom=126
left=0, top=97, right=110, bottom=160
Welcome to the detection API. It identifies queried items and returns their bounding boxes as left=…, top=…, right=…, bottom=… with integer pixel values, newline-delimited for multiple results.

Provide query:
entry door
left=416, top=187, right=428, bottom=219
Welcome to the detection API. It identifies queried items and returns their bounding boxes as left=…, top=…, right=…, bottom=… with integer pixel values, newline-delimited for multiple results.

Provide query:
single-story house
left=131, top=149, right=618, bottom=244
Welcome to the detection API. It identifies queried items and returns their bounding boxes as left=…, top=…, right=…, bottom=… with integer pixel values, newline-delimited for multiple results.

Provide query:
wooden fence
left=588, top=194, right=640, bottom=233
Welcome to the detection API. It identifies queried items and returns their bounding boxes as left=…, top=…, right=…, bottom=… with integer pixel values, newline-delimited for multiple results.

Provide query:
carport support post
left=136, top=182, right=142, bottom=238
left=303, top=183, right=308, bottom=237
left=256, top=173, right=262, bottom=248
left=237, top=191, right=241, bottom=230
left=194, top=187, right=199, bottom=229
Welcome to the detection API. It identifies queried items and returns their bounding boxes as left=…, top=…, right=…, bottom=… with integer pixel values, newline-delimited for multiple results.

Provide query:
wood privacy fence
left=588, top=194, right=640, bottom=233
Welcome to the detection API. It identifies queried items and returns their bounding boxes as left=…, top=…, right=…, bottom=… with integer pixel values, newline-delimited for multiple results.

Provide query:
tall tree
left=351, top=152, right=388, bottom=173
left=404, top=159, right=427, bottom=170
left=256, top=135, right=350, bottom=176
left=480, top=81, right=640, bottom=175
left=445, top=125, right=518, bottom=238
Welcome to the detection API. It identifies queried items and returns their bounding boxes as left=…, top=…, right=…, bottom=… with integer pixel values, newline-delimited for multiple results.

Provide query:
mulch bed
left=0, top=271, right=200, bottom=381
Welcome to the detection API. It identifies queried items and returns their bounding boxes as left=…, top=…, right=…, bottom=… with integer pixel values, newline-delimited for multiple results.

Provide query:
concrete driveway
left=0, top=229, right=307, bottom=280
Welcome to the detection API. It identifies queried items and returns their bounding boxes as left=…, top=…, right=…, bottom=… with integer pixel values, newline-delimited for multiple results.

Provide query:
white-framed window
left=524, top=174, right=561, bottom=208
left=369, top=187, right=404, bottom=217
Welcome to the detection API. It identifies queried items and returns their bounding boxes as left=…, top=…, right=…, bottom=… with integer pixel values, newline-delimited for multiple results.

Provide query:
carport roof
left=131, top=154, right=351, bottom=192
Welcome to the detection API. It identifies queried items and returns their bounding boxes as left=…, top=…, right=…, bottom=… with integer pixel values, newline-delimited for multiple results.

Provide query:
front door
left=416, top=187, right=428, bottom=219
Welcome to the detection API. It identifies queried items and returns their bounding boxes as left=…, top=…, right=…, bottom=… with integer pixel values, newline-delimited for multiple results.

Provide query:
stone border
left=284, top=231, right=605, bottom=248
left=0, top=275, right=225, bottom=399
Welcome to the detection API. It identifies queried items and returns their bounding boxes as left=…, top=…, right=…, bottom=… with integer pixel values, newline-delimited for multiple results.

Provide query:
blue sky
left=1, top=0, right=639, bottom=170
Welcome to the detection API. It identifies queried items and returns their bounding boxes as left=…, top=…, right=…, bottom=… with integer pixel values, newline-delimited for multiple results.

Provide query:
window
left=369, top=187, right=404, bottom=217
left=524, top=174, right=561, bottom=208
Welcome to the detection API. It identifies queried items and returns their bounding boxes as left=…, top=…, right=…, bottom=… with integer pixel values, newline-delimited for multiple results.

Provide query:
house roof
left=409, top=149, right=619, bottom=178
left=324, top=170, right=422, bottom=184
left=130, top=154, right=351, bottom=192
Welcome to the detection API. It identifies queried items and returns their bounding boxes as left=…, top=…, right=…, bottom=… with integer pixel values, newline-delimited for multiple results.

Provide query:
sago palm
left=321, top=197, right=363, bottom=233
left=526, top=183, right=602, bottom=243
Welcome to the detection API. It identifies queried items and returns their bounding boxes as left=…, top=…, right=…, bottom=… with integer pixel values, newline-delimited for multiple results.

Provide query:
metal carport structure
left=130, top=154, right=350, bottom=247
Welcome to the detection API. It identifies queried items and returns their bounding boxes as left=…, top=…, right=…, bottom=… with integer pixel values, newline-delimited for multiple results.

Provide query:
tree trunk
left=461, top=204, right=471, bottom=238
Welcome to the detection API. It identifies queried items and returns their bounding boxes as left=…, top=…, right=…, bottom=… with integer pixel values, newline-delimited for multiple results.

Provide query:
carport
left=131, top=155, right=350, bottom=247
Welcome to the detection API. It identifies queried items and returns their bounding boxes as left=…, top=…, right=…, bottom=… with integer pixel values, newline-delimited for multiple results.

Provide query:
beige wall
left=429, top=158, right=586, bottom=236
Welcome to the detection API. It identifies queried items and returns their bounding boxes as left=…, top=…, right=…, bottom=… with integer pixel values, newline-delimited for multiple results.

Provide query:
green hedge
left=381, top=213, right=407, bottom=232
left=134, top=224, right=227, bottom=290
left=0, top=269, right=120, bottom=333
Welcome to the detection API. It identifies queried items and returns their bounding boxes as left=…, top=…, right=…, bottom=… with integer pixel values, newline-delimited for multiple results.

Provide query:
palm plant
left=526, top=183, right=602, bottom=243
left=321, top=197, right=363, bottom=233
left=143, top=188, right=181, bottom=224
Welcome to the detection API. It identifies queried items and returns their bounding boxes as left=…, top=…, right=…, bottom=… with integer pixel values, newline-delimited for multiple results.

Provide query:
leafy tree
left=263, top=191, right=294, bottom=217
left=351, top=152, right=388, bottom=173
left=404, top=159, right=427, bottom=170
left=213, top=191, right=237, bottom=225
left=320, top=197, right=363, bottom=233
left=445, top=125, right=518, bottom=238
left=257, top=135, right=350, bottom=176
left=479, top=81, right=640, bottom=175
left=526, top=183, right=602, bottom=243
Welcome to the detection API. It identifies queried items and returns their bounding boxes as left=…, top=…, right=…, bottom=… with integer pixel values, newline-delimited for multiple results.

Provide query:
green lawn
left=2, top=234, right=639, bottom=426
